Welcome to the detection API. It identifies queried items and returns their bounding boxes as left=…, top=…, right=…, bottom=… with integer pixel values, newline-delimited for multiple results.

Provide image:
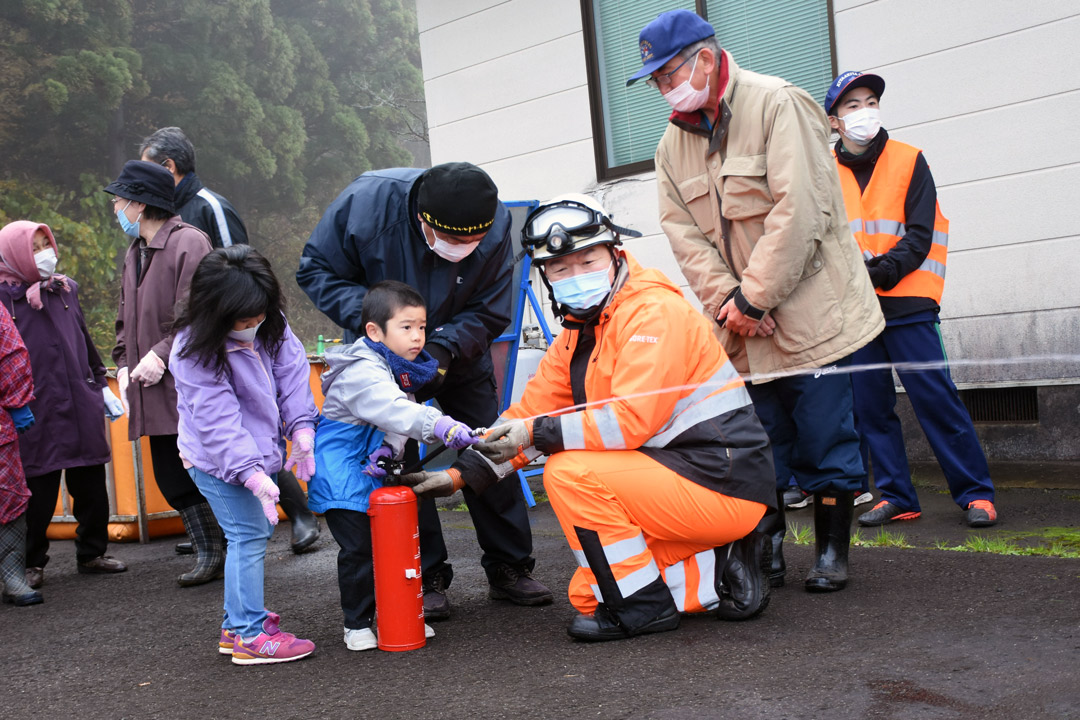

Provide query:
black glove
left=416, top=343, right=452, bottom=400
left=865, top=256, right=898, bottom=290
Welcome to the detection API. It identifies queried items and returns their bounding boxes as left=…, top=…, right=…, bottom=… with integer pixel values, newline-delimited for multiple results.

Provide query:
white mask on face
left=840, top=107, right=881, bottom=145
left=34, top=248, right=58, bottom=279
left=662, top=53, right=711, bottom=113
left=228, top=318, right=265, bottom=343
left=423, top=222, right=481, bottom=262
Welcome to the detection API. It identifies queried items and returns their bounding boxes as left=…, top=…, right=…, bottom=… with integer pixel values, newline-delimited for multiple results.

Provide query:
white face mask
left=34, top=248, right=58, bottom=279
left=423, top=222, right=481, bottom=262
left=840, top=107, right=881, bottom=145
left=228, top=318, right=265, bottom=343
left=662, top=53, right=710, bottom=113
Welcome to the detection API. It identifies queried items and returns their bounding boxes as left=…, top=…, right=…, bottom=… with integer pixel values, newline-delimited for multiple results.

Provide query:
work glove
left=474, top=419, right=534, bottom=464
left=363, top=445, right=394, bottom=478
left=397, top=468, right=464, bottom=500
left=415, top=343, right=451, bottom=400
left=284, top=427, right=316, bottom=482
left=102, top=387, right=125, bottom=421
left=9, top=405, right=35, bottom=434
left=243, top=471, right=280, bottom=525
left=433, top=416, right=480, bottom=450
left=130, top=350, right=165, bottom=386
left=117, top=367, right=130, bottom=414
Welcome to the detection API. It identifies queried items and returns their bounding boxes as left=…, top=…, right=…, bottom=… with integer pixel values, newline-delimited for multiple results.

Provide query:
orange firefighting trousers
left=544, top=449, right=766, bottom=615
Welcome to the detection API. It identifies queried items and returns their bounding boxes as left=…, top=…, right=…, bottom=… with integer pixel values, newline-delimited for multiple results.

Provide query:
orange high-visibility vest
left=835, top=140, right=949, bottom=303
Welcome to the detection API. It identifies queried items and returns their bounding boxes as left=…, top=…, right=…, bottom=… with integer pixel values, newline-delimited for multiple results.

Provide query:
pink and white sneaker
left=219, top=611, right=279, bottom=655
left=231, top=613, right=314, bottom=665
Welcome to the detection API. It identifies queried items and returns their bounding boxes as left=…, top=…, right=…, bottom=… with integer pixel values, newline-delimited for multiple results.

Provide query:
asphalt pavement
left=3, top=478, right=1079, bottom=720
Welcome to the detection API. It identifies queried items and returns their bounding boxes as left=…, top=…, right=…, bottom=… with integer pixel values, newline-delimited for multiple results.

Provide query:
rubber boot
left=804, top=490, right=854, bottom=593
left=0, top=516, right=43, bottom=606
left=177, top=502, right=225, bottom=587
left=715, top=529, right=771, bottom=621
left=277, top=470, right=320, bottom=554
left=567, top=576, right=680, bottom=642
left=765, top=490, right=786, bottom=587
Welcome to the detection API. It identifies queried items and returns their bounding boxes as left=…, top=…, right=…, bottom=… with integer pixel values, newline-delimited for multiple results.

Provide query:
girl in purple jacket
left=169, top=245, right=318, bottom=665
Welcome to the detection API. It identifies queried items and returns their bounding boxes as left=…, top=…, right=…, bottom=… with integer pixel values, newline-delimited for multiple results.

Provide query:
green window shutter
left=593, top=0, right=696, bottom=168
left=705, top=0, right=833, bottom=105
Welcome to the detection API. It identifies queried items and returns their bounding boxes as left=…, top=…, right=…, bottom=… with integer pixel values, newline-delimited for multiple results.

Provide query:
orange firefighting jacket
left=835, top=139, right=949, bottom=303
left=496, top=252, right=774, bottom=507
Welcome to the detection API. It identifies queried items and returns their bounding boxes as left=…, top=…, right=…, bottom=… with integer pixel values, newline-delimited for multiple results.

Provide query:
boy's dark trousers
left=324, top=509, right=375, bottom=630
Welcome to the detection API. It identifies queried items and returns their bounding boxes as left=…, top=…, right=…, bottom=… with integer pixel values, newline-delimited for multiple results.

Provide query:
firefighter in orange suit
left=399, top=195, right=777, bottom=642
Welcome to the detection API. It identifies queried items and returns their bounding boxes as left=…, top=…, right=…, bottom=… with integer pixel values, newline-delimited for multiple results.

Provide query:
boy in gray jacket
left=308, top=280, right=479, bottom=651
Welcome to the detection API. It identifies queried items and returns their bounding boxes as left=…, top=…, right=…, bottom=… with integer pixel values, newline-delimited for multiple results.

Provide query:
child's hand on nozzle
left=243, top=472, right=280, bottom=525
left=434, top=416, right=480, bottom=450
left=363, top=445, right=394, bottom=478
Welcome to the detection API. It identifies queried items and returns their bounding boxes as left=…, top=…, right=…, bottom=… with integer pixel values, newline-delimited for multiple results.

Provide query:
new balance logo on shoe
left=260, top=640, right=280, bottom=656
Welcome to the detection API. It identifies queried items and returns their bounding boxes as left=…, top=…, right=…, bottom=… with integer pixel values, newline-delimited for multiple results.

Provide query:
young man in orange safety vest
left=398, top=195, right=778, bottom=641
left=825, top=71, right=998, bottom=529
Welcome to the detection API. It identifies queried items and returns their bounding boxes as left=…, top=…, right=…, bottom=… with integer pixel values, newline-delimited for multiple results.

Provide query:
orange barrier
left=46, top=360, right=327, bottom=543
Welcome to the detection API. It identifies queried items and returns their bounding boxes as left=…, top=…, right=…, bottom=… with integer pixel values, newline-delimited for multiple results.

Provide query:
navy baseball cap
left=824, top=71, right=885, bottom=115
left=626, top=9, right=715, bottom=87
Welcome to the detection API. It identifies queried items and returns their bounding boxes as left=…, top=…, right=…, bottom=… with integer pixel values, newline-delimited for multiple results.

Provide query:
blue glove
left=9, top=405, right=35, bottom=433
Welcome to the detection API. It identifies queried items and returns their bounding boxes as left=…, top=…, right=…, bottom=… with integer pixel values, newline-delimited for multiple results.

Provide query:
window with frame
left=582, top=0, right=836, bottom=181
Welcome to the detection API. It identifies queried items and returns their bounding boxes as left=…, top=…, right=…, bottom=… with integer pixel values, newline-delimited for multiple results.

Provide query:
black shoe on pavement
left=715, top=532, right=771, bottom=621
left=783, top=487, right=812, bottom=509
left=805, top=491, right=854, bottom=593
left=857, top=500, right=921, bottom=527
left=277, top=471, right=321, bottom=554
left=488, top=566, right=554, bottom=606
left=422, top=576, right=451, bottom=621
left=174, top=542, right=194, bottom=555
left=77, top=556, right=128, bottom=574
left=25, top=566, right=43, bottom=589
left=567, top=604, right=679, bottom=642
left=2, top=590, right=43, bottom=606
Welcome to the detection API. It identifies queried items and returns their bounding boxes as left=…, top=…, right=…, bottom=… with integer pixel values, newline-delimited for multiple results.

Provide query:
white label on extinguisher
left=405, top=569, right=418, bottom=579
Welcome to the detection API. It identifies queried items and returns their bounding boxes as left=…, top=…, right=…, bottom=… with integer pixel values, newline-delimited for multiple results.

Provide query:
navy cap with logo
left=824, top=71, right=886, bottom=115
left=416, top=161, right=499, bottom=237
left=104, top=160, right=176, bottom=213
left=626, top=9, right=716, bottom=87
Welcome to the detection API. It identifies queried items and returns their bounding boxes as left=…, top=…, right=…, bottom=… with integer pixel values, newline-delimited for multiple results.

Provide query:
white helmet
left=521, top=193, right=640, bottom=262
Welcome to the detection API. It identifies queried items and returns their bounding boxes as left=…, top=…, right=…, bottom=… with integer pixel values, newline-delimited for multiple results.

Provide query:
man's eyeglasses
left=645, top=50, right=701, bottom=90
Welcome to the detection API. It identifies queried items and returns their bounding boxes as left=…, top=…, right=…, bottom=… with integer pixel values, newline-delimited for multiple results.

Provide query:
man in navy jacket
left=298, top=162, right=552, bottom=618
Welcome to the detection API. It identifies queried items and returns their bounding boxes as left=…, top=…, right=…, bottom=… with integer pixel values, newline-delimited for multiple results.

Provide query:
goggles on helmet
left=521, top=199, right=641, bottom=260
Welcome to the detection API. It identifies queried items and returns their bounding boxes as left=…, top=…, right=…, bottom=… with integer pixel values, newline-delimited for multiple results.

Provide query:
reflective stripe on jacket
left=835, top=139, right=949, bottom=303
left=501, top=253, right=775, bottom=508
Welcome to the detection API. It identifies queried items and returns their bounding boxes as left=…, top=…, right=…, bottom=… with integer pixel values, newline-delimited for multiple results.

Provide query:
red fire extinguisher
left=368, top=485, right=426, bottom=651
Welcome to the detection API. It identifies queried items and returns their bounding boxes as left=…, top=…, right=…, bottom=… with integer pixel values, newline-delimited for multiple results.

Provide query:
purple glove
left=243, top=472, right=280, bottom=525
left=285, top=427, right=316, bottom=482
left=433, top=416, right=479, bottom=450
left=363, top=445, right=394, bottom=478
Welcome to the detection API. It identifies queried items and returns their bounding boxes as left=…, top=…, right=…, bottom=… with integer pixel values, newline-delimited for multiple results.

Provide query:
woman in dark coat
left=0, top=221, right=127, bottom=589
left=105, top=160, right=219, bottom=586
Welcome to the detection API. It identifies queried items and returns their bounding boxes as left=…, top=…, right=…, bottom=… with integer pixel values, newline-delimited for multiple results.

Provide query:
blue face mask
left=551, top=264, right=612, bottom=311
left=116, top=200, right=141, bottom=238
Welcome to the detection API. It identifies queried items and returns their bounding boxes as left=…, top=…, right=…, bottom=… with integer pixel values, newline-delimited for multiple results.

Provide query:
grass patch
left=787, top=522, right=813, bottom=545
left=437, top=500, right=469, bottom=512
left=928, top=529, right=1080, bottom=559
left=529, top=490, right=549, bottom=505
left=856, top=528, right=912, bottom=549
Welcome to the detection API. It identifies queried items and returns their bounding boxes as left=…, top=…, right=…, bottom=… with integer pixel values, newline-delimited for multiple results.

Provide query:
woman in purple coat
left=0, top=221, right=127, bottom=589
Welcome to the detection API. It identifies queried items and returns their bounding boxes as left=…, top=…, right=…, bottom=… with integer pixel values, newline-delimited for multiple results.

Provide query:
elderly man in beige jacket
left=629, top=10, right=883, bottom=593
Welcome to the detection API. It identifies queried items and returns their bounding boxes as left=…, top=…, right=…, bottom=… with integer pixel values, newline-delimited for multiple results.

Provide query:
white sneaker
left=344, top=627, right=377, bottom=651
left=853, top=491, right=874, bottom=507
left=424, top=623, right=435, bottom=639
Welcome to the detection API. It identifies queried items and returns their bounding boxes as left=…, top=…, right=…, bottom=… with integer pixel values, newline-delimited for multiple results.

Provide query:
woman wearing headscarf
left=0, top=221, right=127, bottom=590
left=104, top=160, right=218, bottom=586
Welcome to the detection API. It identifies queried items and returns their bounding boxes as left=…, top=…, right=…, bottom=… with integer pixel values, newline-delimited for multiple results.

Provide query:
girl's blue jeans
left=187, top=467, right=275, bottom=639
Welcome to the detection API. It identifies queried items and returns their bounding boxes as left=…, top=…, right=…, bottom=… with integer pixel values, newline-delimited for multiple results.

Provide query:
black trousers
left=410, top=351, right=534, bottom=586
left=25, top=464, right=109, bottom=567
left=324, top=508, right=375, bottom=630
left=148, top=434, right=206, bottom=510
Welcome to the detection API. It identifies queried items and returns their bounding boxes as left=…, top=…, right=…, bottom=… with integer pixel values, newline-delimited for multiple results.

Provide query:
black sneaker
left=857, top=500, right=921, bottom=527
left=783, top=487, right=812, bottom=509
left=422, top=576, right=451, bottom=621
left=488, top=566, right=554, bottom=606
